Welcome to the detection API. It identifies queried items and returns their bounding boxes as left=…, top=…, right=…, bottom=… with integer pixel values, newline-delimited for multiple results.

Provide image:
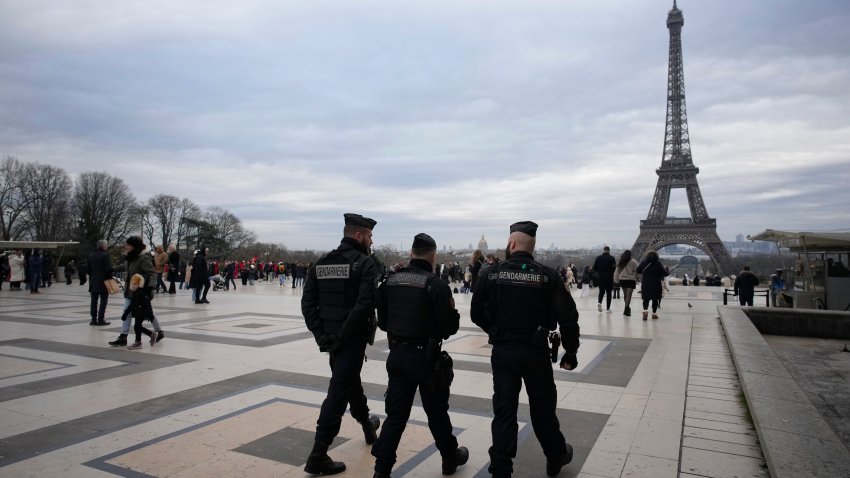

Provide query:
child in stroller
left=210, top=274, right=226, bottom=291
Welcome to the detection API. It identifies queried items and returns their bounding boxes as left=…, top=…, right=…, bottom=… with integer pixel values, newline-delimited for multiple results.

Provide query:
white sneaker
left=597, top=304, right=603, bottom=312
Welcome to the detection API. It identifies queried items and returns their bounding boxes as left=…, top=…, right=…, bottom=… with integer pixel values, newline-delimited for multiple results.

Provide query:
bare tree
left=203, top=206, right=256, bottom=250
left=174, top=198, right=201, bottom=251
left=20, top=162, right=74, bottom=240
left=140, top=204, right=158, bottom=248
left=0, top=156, right=31, bottom=240
left=73, top=172, right=138, bottom=250
left=374, top=244, right=405, bottom=269
left=147, top=194, right=181, bottom=248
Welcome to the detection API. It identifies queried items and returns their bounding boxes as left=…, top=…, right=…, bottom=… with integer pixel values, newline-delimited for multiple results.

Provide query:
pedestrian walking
left=592, top=246, right=617, bottom=312
left=87, top=240, right=113, bottom=326
left=636, top=250, right=668, bottom=320
left=614, top=250, right=639, bottom=317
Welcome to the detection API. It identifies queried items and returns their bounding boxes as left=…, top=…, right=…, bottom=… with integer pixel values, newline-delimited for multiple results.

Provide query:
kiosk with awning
left=1, top=241, right=80, bottom=274
left=747, top=230, right=850, bottom=310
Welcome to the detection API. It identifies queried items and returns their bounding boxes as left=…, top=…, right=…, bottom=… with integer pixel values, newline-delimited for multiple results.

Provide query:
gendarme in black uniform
left=371, top=233, right=469, bottom=478
left=471, top=221, right=580, bottom=478
left=301, top=213, right=381, bottom=476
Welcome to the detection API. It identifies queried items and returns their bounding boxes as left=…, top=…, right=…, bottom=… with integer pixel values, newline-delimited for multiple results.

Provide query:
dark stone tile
left=233, top=427, right=340, bottom=466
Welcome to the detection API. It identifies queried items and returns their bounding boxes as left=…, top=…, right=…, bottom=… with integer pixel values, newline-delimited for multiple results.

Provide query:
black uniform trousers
left=315, top=337, right=370, bottom=445
left=489, top=342, right=567, bottom=476
left=372, top=344, right=458, bottom=473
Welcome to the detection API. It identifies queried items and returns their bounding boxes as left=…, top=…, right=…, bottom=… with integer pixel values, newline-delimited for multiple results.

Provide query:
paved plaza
left=0, top=280, right=771, bottom=477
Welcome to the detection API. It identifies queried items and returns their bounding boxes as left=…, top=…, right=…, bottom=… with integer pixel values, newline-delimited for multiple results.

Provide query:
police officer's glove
left=559, top=353, right=578, bottom=371
left=317, top=334, right=341, bottom=353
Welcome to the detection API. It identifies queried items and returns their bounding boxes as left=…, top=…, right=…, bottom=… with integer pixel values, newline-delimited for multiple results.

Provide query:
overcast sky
left=2, top=0, right=849, bottom=251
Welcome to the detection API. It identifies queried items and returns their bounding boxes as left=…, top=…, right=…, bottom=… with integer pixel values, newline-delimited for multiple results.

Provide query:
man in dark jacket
left=87, top=240, right=113, bottom=325
left=592, top=246, right=617, bottom=312
left=733, top=266, right=760, bottom=306
left=192, top=246, right=211, bottom=304
left=300, top=213, right=381, bottom=476
left=28, top=250, right=43, bottom=294
left=41, top=251, right=54, bottom=287
left=167, top=244, right=180, bottom=294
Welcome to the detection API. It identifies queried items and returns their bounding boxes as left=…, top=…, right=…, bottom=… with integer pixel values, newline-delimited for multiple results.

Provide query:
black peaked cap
left=344, top=213, right=377, bottom=230
left=412, top=233, right=436, bottom=250
left=509, top=221, right=538, bottom=237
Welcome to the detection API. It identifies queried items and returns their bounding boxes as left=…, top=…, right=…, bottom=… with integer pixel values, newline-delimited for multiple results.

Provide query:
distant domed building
left=477, top=235, right=488, bottom=252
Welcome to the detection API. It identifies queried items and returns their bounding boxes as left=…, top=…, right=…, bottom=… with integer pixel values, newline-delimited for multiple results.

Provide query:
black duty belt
left=389, top=336, right=430, bottom=347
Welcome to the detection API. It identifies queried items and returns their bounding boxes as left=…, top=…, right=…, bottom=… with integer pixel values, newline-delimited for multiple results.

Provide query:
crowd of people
left=0, top=249, right=57, bottom=293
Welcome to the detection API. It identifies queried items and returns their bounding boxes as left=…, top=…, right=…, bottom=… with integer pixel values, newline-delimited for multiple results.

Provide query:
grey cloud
left=1, top=0, right=848, bottom=250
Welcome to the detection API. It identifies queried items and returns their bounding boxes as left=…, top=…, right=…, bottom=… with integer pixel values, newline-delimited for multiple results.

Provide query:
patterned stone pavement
left=0, top=279, right=768, bottom=477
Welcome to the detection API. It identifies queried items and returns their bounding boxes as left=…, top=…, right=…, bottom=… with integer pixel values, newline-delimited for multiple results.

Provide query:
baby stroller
left=210, top=274, right=226, bottom=291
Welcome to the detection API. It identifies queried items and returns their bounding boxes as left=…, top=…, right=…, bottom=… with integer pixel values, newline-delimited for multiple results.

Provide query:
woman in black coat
left=191, top=246, right=211, bottom=304
left=167, top=245, right=181, bottom=294
left=636, top=250, right=668, bottom=320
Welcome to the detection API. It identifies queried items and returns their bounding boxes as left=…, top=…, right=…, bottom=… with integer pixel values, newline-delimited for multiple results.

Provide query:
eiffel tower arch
left=631, top=1, right=735, bottom=276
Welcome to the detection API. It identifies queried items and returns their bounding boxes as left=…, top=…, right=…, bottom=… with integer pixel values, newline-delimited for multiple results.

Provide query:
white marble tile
left=642, top=391, right=685, bottom=420
left=579, top=448, right=627, bottom=477
left=620, top=453, right=678, bottom=478
left=629, top=416, right=682, bottom=460
left=594, top=415, right=641, bottom=454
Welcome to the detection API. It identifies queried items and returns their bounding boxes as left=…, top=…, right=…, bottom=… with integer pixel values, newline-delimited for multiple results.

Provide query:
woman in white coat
left=6, top=250, right=25, bottom=290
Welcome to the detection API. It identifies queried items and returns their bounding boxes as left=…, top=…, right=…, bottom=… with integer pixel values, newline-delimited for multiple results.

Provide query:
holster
left=425, top=351, right=454, bottom=391
left=365, top=314, right=378, bottom=345
left=549, top=331, right=561, bottom=363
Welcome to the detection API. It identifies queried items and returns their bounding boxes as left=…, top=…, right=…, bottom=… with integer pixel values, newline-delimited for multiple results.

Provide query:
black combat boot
left=442, top=446, right=469, bottom=475
left=304, top=441, right=346, bottom=476
left=108, top=334, right=128, bottom=346
left=360, top=415, right=381, bottom=445
left=96, top=319, right=111, bottom=326
left=373, top=471, right=391, bottom=478
left=546, top=444, right=573, bottom=476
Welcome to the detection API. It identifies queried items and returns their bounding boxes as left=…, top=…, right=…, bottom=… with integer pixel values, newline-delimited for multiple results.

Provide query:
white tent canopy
left=747, top=230, right=850, bottom=252
left=0, top=241, right=79, bottom=250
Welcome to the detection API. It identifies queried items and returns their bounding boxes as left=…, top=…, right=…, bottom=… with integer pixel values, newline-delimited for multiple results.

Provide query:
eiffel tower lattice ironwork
left=631, top=1, right=735, bottom=276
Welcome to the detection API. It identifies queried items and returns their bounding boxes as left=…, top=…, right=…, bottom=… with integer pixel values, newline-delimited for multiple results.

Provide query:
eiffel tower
left=631, top=1, right=735, bottom=276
